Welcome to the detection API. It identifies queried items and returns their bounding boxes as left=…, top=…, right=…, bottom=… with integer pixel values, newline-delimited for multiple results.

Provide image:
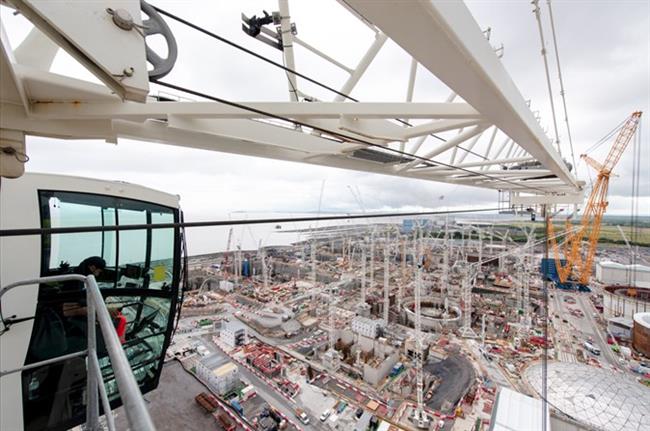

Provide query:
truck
left=390, top=362, right=404, bottom=377
left=294, top=407, right=310, bottom=425
left=217, top=413, right=236, bottom=431
left=230, top=399, right=244, bottom=416
left=584, top=341, right=601, bottom=356
left=320, top=409, right=331, bottom=421
left=194, top=392, right=218, bottom=413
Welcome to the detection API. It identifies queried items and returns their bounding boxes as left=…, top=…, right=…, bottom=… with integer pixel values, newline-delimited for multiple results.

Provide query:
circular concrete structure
left=603, top=285, right=650, bottom=321
left=403, top=296, right=461, bottom=331
left=633, top=312, right=650, bottom=357
left=525, top=362, right=650, bottom=431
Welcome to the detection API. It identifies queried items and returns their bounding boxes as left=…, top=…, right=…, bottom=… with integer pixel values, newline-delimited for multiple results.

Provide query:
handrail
left=85, top=275, right=156, bottom=431
left=0, top=274, right=156, bottom=431
left=0, top=274, right=87, bottom=301
left=0, top=350, right=87, bottom=378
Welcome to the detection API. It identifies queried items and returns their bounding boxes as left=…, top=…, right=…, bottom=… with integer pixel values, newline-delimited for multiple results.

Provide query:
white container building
left=220, top=321, right=247, bottom=348
left=596, top=261, right=650, bottom=287
left=351, top=316, right=384, bottom=339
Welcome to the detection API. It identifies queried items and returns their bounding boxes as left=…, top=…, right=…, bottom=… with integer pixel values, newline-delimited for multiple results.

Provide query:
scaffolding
left=459, top=262, right=478, bottom=338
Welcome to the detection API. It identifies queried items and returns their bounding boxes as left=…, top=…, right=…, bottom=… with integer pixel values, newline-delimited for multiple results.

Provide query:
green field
left=502, top=222, right=650, bottom=247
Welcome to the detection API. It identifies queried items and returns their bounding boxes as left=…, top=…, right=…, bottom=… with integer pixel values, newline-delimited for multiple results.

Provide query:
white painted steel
left=0, top=0, right=582, bottom=198
left=293, top=35, right=353, bottom=74
left=278, top=0, right=299, bottom=102
left=333, top=32, right=387, bottom=102
left=9, top=0, right=149, bottom=102
left=343, top=0, right=578, bottom=188
left=0, top=173, right=179, bottom=431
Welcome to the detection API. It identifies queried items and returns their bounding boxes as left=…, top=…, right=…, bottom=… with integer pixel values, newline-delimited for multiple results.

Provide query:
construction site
left=175, top=211, right=650, bottom=431
left=1, top=1, right=648, bottom=431
left=153, top=111, right=650, bottom=431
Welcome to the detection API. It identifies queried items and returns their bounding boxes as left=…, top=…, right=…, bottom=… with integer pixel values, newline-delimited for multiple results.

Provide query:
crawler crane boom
left=548, top=111, right=642, bottom=285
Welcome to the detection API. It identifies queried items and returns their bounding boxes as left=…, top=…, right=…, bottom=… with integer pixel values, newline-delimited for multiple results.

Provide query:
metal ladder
left=0, top=275, right=156, bottom=431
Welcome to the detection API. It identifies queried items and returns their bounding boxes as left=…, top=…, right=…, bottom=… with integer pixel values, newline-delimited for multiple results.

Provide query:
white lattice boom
left=0, top=0, right=584, bottom=202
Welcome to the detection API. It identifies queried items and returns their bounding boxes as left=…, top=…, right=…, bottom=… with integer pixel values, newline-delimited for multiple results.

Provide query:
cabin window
left=100, top=296, right=170, bottom=398
left=150, top=211, right=175, bottom=289
left=117, top=207, right=148, bottom=288
left=44, top=197, right=104, bottom=272
left=38, top=190, right=176, bottom=290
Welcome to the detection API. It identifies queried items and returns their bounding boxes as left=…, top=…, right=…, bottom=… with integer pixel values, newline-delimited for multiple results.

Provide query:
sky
left=1, top=0, right=648, bottom=253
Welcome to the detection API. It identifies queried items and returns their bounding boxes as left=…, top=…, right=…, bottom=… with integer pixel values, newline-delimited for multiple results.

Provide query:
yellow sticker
left=153, top=265, right=166, bottom=282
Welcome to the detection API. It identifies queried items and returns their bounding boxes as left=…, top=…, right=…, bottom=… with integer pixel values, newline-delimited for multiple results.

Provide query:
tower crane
left=548, top=111, right=642, bottom=285
left=222, top=227, right=234, bottom=277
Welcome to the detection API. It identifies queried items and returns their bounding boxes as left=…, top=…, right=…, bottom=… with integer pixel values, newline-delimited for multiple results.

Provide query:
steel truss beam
left=343, top=0, right=579, bottom=189
left=0, top=0, right=583, bottom=201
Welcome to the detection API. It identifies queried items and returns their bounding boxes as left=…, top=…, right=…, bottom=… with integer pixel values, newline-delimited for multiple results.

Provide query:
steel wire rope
left=532, top=0, right=562, bottom=158
left=629, top=126, right=637, bottom=267
left=580, top=117, right=628, bottom=193
left=152, top=79, right=552, bottom=195
left=634, top=123, right=642, bottom=249
left=546, top=0, right=577, bottom=175
left=151, top=4, right=354, bottom=101
left=0, top=207, right=502, bottom=237
left=583, top=117, right=627, bottom=155
left=630, top=122, right=642, bottom=272
left=150, top=5, right=488, bottom=160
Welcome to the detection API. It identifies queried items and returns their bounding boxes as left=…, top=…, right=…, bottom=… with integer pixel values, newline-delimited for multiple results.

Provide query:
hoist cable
left=546, top=0, right=577, bottom=175
left=151, top=4, right=358, bottom=103
left=532, top=0, right=562, bottom=157
left=630, top=124, right=643, bottom=268
left=152, top=6, right=490, bottom=162
left=583, top=118, right=627, bottom=155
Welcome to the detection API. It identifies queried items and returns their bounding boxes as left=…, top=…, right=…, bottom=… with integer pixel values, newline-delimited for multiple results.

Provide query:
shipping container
left=240, top=385, right=257, bottom=401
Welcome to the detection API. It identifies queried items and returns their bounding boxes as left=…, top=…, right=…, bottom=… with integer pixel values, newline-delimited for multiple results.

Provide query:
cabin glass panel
left=117, top=207, right=147, bottom=288
left=150, top=211, right=175, bottom=289
left=44, top=196, right=105, bottom=271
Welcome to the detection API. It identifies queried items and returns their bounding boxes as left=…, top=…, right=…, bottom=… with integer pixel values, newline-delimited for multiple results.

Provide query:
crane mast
left=549, top=111, right=642, bottom=284
left=223, top=227, right=234, bottom=277
left=411, top=227, right=430, bottom=428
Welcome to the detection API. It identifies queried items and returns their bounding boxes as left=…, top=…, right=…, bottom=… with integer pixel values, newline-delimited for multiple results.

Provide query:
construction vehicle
left=217, top=413, right=236, bottom=431
left=548, top=111, right=642, bottom=285
left=230, top=399, right=244, bottom=416
left=294, top=407, right=310, bottom=424
left=390, top=362, right=404, bottom=377
left=195, top=392, right=219, bottom=413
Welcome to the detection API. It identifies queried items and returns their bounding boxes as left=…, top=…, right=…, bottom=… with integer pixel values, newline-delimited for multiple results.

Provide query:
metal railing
left=0, top=275, right=156, bottom=431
